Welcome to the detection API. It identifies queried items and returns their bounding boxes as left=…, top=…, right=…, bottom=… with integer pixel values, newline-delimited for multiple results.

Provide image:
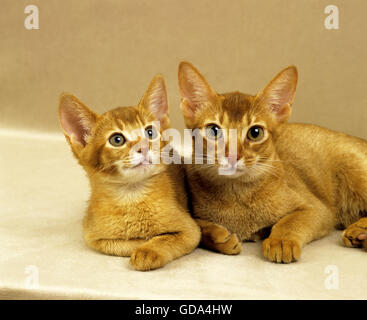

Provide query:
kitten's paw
left=130, top=247, right=166, bottom=271
left=201, top=224, right=242, bottom=255
left=262, top=238, right=301, bottom=263
left=342, top=218, right=367, bottom=248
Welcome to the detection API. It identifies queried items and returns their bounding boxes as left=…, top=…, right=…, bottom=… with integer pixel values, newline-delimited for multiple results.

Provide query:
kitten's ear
left=58, top=94, right=98, bottom=148
left=178, top=61, right=218, bottom=120
left=140, top=74, right=169, bottom=125
left=255, top=66, right=298, bottom=123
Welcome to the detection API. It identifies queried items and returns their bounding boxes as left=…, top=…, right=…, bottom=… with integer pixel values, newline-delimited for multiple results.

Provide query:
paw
left=130, top=247, right=166, bottom=271
left=201, top=224, right=242, bottom=255
left=342, top=218, right=367, bottom=248
left=262, top=238, right=301, bottom=263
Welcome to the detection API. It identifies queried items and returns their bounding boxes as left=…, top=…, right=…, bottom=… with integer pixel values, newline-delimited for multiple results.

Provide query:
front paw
left=262, top=238, right=301, bottom=263
left=342, top=218, right=367, bottom=248
left=130, top=247, right=166, bottom=271
left=201, top=224, right=242, bottom=255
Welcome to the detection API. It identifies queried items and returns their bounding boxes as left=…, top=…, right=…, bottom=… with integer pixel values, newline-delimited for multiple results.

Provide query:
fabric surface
left=1, top=130, right=366, bottom=300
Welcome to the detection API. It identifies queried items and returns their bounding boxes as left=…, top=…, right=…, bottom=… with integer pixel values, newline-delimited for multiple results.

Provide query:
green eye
left=144, top=125, right=159, bottom=140
left=205, top=124, right=223, bottom=140
left=247, top=126, right=264, bottom=142
left=109, top=133, right=125, bottom=147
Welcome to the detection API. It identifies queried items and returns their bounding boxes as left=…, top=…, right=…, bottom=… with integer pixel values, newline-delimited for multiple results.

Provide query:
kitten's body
left=178, top=62, right=367, bottom=262
left=59, top=76, right=200, bottom=271
left=84, top=162, right=196, bottom=255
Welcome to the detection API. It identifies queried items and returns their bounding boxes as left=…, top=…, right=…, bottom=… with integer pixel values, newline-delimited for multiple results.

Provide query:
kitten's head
left=59, top=75, right=170, bottom=183
left=178, top=62, right=298, bottom=180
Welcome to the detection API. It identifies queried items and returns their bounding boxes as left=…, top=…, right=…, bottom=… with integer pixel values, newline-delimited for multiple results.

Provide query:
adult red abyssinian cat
left=59, top=74, right=200, bottom=271
left=178, top=61, right=367, bottom=263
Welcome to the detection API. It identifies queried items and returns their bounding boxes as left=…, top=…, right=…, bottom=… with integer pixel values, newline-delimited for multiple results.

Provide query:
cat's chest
left=193, top=191, right=253, bottom=217
left=191, top=187, right=282, bottom=240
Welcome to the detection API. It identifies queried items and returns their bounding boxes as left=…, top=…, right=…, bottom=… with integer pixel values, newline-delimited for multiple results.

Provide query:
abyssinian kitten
left=58, top=74, right=200, bottom=271
left=178, top=61, right=367, bottom=263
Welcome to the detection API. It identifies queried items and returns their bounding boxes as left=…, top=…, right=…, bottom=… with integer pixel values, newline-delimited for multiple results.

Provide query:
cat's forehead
left=219, top=92, right=256, bottom=125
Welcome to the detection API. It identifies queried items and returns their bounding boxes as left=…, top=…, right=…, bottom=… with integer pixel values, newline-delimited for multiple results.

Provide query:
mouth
left=129, top=160, right=152, bottom=169
left=217, top=163, right=246, bottom=176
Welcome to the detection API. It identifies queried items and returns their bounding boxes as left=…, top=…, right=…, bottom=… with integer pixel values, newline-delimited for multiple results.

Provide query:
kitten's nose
left=134, top=138, right=149, bottom=156
left=136, top=146, right=148, bottom=156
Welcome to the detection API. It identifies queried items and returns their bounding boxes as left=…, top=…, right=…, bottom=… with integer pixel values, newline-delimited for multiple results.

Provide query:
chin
left=219, top=170, right=247, bottom=179
left=213, top=165, right=263, bottom=182
left=119, top=163, right=165, bottom=182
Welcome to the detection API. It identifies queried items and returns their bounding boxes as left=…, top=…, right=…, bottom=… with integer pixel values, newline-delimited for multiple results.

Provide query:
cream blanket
left=1, top=131, right=366, bottom=299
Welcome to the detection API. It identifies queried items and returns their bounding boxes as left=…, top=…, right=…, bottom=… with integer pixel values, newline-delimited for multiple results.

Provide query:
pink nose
left=228, top=153, right=240, bottom=166
left=134, top=138, right=149, bottom=156
left=136, top=146, right=146, bottom=154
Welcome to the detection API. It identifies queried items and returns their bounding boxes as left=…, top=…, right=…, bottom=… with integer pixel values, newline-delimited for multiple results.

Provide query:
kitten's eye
left=247, top=126, right=264, bottom=142
left=144, top=125, right=159, bottom=140
left=109, top=133, right=126, bottom=147
left=205, top=124, right=223, bottom=140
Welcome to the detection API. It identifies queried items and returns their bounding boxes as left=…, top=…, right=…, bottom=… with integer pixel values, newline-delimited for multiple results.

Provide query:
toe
left=263, top=238, right=301, bottom=263
left=215, top=234, right=242, bottom=255
left=282, top=241, right=293, bottom=263
left=358, top=233, right=367, bottom=240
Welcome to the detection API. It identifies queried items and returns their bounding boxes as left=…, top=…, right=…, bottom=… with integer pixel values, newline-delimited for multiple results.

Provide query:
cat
left=58, top=74, right=201, bottom=271
left=178, top=61, right=367, bottom=263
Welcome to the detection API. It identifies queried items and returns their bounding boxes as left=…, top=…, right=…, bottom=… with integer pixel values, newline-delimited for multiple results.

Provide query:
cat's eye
left=247, top=126, right=264, bottom=142
left=144, top=125, right=159, bottom=140
left=109, top=133, right=126, bottom=147
left=205, top=124, right=223, bottom=140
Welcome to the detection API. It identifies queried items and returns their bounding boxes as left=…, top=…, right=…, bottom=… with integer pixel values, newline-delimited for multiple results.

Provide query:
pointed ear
left=178, top=61, right=218, bottom=120
left=255, top=66, right=298, bottom=123
left=139, top=74, right=169, bottom=124
left=58, top=94, right=98, bottom=148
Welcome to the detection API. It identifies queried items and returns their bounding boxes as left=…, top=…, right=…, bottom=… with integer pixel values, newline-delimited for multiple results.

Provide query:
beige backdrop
left=1, top=0, right=367, bottom=138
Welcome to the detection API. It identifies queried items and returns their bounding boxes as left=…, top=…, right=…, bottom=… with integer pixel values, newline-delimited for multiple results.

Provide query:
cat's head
left=58, top=75, right=170, bottom=183
left=178, top=62, right=298, bottom=180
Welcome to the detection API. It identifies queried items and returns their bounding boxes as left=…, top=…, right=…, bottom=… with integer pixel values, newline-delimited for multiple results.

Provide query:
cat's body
left=187, top=121, right=367, bottom=241
left=178, top=62, right=367, bottom=262
left=59, top=75, right=200, bottom=271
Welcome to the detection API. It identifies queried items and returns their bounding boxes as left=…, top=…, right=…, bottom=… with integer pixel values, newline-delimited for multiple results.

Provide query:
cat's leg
left=130, top=224, right=201, bottom=271
left=195, top=218, right=242, bottom=255
left=263, top=207, right=334, bottom=263
left=85, top=238, right=147, bottom=257
left=342, top=217, right=367, bottom=250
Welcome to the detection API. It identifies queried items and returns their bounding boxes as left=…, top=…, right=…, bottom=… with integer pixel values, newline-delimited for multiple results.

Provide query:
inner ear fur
left=139, top=74, right=170, bottom=129
left=178, top=61, right=219, bottom=122
left=255, top=66, right=298, bottom=123
left=58, top=93, right=98, bottom=151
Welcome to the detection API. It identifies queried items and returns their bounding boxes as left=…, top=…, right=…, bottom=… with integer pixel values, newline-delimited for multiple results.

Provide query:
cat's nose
left=227, top=152, right=240, bottom=166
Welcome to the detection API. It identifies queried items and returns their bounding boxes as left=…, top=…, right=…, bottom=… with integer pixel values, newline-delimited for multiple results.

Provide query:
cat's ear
left=139, top=74, right=169, bottom=126
left=255, top=66, right=298, bottom=123
left=178, top=61, right=218, bottom=121
left=58, top=94, right=98, bottom=149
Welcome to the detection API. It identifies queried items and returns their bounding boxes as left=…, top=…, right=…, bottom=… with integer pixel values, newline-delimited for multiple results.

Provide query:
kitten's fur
left=59, top=75, right=200, bottom=271
left=178, top=61, right=367, bottom=263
